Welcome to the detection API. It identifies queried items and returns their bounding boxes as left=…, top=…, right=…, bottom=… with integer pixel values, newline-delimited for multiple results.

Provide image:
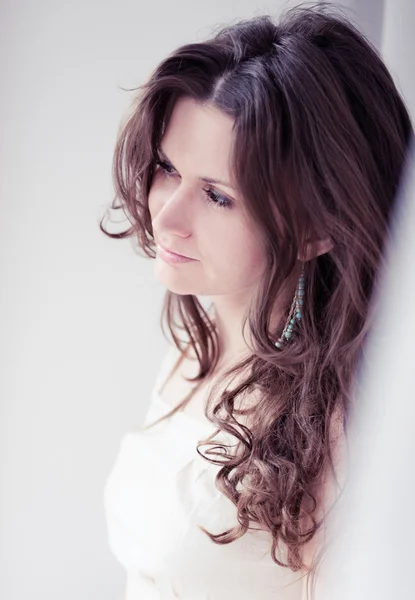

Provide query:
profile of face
left=148, top=96, right=266, bottom=299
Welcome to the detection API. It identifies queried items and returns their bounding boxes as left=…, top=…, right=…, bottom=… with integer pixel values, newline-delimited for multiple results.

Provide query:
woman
left=102, top=3, right=413, bottom=599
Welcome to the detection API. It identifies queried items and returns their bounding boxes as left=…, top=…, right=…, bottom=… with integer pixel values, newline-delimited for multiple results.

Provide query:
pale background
left=1, top=1, right=414, bottom=599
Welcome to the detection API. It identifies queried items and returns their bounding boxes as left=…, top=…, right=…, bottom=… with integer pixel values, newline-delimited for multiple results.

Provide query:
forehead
left=160, top=97, right=237, bottom=182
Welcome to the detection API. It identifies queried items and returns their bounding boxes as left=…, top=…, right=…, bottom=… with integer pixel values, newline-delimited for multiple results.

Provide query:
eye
left=202, top=188, right=233, bottom=210
left=155, top=159, right=176, bottom=177
left=154, top=159, right=233, bottom=210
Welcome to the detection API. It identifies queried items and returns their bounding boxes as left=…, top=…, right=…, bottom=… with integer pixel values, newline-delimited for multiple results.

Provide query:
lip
left=159, top=242, right=192, bottom=259
left=157, top=243, right=196, bottom=264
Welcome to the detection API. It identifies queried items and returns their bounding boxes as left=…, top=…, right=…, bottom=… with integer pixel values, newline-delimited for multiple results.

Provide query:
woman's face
left=148, top=96, right=266, bottom=298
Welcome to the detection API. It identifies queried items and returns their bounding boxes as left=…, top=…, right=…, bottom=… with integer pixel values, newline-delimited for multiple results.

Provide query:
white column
left=381, top=0, right=415, bottom=119
left=317, top=2, right=415, bottom=597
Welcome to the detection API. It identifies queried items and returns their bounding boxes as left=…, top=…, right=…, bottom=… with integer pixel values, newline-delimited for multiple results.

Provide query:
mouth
left=158, top=242, right=193, bottom=260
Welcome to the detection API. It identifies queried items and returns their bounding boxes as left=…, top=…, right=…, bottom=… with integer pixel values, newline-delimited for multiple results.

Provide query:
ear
left=297, top=236, right=333, bottom=262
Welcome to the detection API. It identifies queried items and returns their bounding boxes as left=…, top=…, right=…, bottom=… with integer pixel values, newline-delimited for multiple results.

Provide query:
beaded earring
left=274, top=264, right=305, bottom=349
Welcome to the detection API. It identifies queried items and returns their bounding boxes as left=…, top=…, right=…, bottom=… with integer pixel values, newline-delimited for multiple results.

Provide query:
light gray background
left=1, top=1, right=413, bottom=599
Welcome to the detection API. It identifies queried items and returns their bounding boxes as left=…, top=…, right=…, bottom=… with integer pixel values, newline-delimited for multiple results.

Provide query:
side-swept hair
left=100, top=2, right=413, bottom=594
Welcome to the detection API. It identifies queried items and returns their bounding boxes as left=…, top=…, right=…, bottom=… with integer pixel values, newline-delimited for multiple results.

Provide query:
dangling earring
left=274, top=264, right=305, bottom=349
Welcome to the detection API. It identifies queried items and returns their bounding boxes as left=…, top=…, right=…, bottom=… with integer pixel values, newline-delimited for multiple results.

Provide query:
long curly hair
left=100, top=1, right=413, bottom=594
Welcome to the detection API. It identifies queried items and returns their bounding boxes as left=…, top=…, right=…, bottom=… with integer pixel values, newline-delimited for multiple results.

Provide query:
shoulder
left=299, top=405, right=349, bottom=571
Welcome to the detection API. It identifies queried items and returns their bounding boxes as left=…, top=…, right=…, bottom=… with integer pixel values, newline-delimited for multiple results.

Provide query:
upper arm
left=299, top=407, right=349, bottom=577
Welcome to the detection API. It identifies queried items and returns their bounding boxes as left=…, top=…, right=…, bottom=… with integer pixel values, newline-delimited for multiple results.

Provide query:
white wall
left=315, top=1, right=415, bottom=599
left=0, top=1, right=302, bottom=599
left=381, top=0, right=415, bottom=116
left=1, top=1, right=409, bottom=599
left=331, top=0, right=385, bottom=48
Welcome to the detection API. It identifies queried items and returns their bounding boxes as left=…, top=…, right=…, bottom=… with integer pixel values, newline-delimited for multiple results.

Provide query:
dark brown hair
left=100, top=1, right=413, bottom=595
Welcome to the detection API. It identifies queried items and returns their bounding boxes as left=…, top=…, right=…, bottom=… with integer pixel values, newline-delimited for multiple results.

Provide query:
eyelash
left=154, top=159, right=233, bottom=210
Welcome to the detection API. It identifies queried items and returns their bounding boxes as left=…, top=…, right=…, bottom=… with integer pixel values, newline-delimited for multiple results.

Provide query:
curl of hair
left=100, top=2, right=414, bottom=596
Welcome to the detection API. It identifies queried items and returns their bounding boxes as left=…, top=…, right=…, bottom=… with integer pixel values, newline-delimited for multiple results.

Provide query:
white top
left=103, top=345, right=304, bottom=599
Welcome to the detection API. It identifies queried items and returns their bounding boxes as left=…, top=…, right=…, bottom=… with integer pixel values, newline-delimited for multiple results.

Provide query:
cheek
left=147, top=185, right=158, bottom=219
left=243, top=236, right=267, bottom=275
left=236, top=221, right=267, bottom=278
left=147, top=171, right=167, bottom=213
left=148, top=187, right=168, bottom=231
left=210, top=224, right=265, bottom=280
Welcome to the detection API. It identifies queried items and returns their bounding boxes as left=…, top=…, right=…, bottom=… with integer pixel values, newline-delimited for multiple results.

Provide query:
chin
left=154, top=265, right=198, bottom=295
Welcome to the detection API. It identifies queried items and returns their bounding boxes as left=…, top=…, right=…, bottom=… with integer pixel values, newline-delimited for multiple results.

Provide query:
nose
left=152, top=186, right=194, bottom=238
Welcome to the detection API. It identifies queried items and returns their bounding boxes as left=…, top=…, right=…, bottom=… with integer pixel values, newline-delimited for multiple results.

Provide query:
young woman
left=102, top=4, right=413, bottom=599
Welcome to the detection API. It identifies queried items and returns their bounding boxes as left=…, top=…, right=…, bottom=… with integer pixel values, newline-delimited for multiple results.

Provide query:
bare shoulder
left=299, top=404, right=349, bottom=570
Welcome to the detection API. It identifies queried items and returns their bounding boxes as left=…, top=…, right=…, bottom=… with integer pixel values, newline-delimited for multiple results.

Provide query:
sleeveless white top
left=103, top=345, right=304, bottom=599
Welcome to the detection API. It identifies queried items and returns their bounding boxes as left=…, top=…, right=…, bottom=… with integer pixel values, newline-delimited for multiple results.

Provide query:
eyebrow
left=157, top=145, right=237, bottom=191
